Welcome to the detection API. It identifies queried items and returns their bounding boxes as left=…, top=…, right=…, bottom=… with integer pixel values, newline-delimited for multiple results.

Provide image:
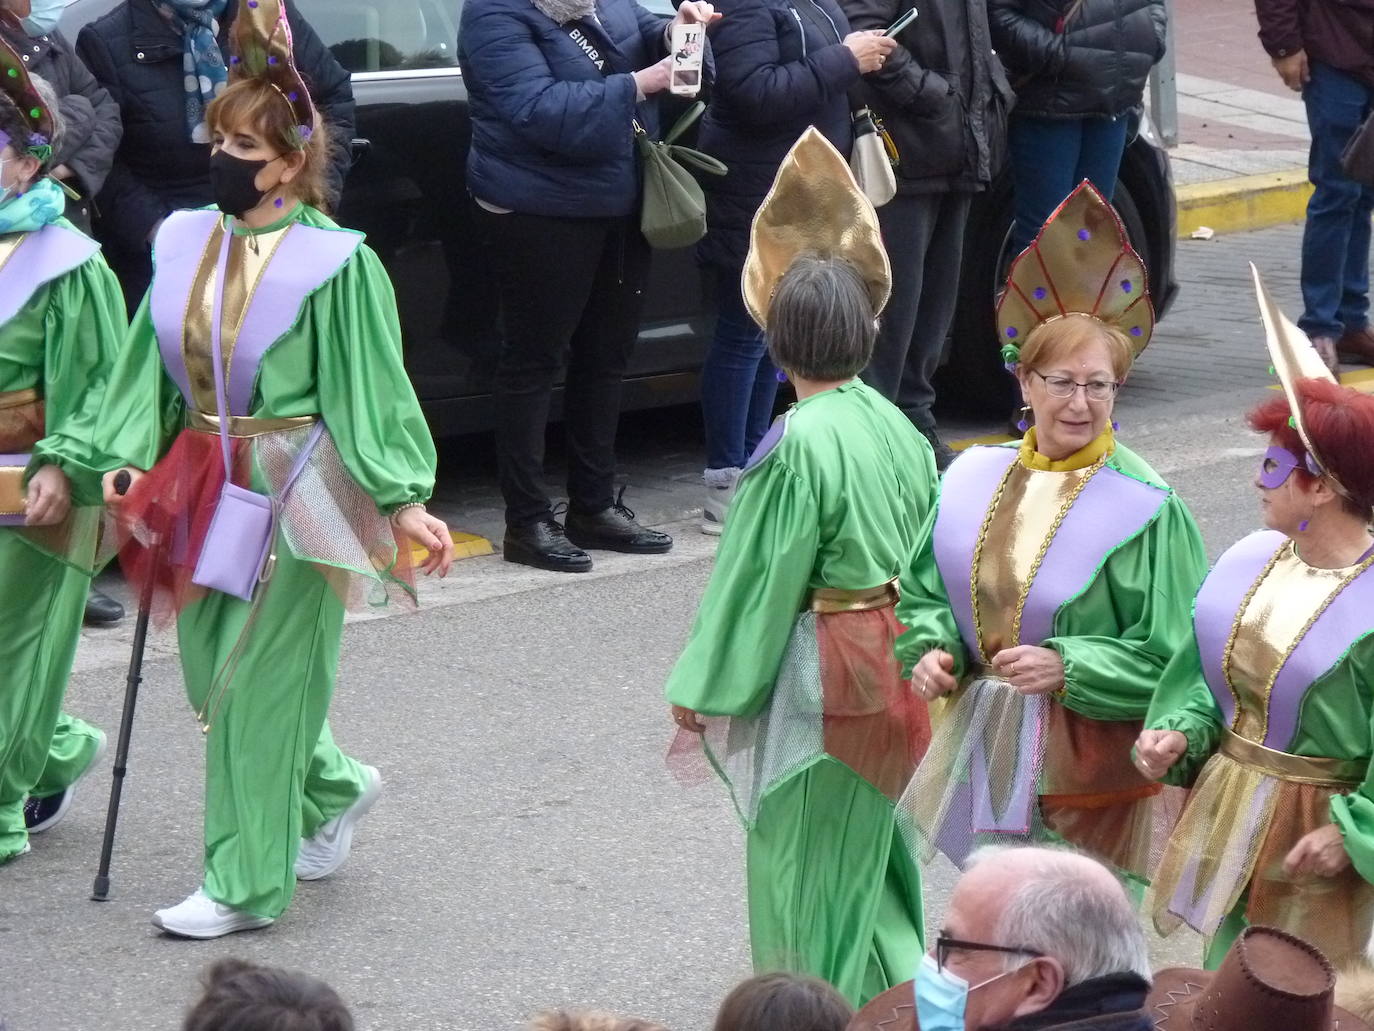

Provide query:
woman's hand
left=1134, top=729, right=1187, bottom=781
left=843, top=30, right=897, bottom=74
left=102, top=466, right=145, bottom=509
left=395, top=506, right=455, bottom=578
left=633, top=56, right=674, bottom=97
left=1283, top=824, right=1351, bottom=878
left=672, top=704, right=706, bottom=733
left=24, top=464, right=70, bottom=527
left=913, top=649, right=958, bottom=701
left=991, top=645, right=1064, bottom=696
left=673, top=1, right=721, bottom=26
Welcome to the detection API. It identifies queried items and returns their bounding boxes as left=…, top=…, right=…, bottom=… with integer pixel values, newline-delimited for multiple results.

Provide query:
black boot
left=564, top=488, right=673, bottom=555
left=84, top=587, right=125, bottom=626
left=503, top=517, right=593, bottom=573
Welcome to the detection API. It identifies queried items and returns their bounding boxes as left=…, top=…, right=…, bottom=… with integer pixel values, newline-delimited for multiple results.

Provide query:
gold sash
left=1220, top=729, right=1365, bottom=787
left=808, top=577, right=899, bottom=613
left=0, top=386, right=43, bottom=452
left=187, top=411, right=317, bottom=438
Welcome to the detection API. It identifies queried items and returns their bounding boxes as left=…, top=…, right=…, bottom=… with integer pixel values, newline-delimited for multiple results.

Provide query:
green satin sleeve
left=664, top=457, right=819, bottom=717
left=23, top=255, right=127, bottom=505
left=1045, top=493, right=1209, bottom=722
left=94, top=297, right=186, bottom=471
left=308, top=244, right=436, bottom=513
left=1142, top=629, right=1224, bottom=786
left=894, top=503, right=969, bottom=681
left=1325, top=637, right=1374, bottom=882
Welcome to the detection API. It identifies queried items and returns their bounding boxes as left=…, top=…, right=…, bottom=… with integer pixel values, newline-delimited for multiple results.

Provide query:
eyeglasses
left=1031, top=369, right=1120, bottom=402
left=934, top=934, right=1044, bottom=974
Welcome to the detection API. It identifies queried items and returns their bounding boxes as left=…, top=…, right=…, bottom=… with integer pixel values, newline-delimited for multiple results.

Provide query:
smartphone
left=883, top=6, right=918, bottom=36
left=669, top=22, right=705, bottom=97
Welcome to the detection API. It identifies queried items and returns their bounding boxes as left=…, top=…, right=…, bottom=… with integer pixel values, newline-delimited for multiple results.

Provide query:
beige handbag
left=850, top=107, right=897, bottom=207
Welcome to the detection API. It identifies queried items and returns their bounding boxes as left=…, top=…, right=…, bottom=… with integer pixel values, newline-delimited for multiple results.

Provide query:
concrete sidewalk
left=1168, top=0, right=1314, bottom=236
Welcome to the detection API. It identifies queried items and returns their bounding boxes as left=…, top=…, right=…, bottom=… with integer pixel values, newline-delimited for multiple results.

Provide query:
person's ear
left=1011, top=956, right=1065, bottom=1017
left=1015, top=367, right=1032, bottom=406
left=14, top=154, right=41, bottom=189
left=1307, top=474, right=1343, bottom=511
left=277, top=149, right=306, bottom=186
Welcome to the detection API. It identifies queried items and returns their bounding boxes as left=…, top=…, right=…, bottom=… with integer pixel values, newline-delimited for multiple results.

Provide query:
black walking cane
left=91, top=469, right=155, bottom=901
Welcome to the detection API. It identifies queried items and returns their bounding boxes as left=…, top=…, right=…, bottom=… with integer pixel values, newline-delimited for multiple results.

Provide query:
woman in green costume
left=666, top=130, right=937, bottom=1007
left=896, top=182, right=1208, bottom=888
left=0, top=56, right=126, bottom=864
left=96, top=0, right=454, bottom=939
left=1137, top=272, right=1374, bottom=969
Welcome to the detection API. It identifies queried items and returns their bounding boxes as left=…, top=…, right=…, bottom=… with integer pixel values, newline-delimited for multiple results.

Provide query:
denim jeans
left=1007, top=114, right=1130, bottom=253
left=701, top=263, right=778, bottom=471
left=1300, top=61, right=1374, bottom=340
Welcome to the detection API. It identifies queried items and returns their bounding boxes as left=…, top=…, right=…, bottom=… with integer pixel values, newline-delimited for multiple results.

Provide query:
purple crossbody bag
left=190, top=227, right=322, bottom=602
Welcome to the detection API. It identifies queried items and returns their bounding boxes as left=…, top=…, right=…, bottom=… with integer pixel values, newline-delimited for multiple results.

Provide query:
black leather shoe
left=84, top=587, right=125, bottom=626
left=564, top=488, right=673, bottom=555
left=503, top=518, right=593, bottom=573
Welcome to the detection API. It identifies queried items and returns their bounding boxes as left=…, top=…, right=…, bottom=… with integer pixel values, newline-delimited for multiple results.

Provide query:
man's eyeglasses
left=934, top=934, right=1044, bottom=974
left=1031, top=369, right=1120, bottom=402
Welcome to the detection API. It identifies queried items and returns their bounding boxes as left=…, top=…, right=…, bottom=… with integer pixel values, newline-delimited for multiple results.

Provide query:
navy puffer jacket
left=459, top=0, right=670, bottom=218
left=695, top=0, right=858, bottom=270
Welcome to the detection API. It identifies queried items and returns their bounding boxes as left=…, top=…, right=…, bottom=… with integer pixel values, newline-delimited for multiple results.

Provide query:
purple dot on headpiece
left=268, top=55, right=279, bottom=65
left=1077, top=228, right=1091, bottom=241
left=1005, top=327, right=1018, bottom=339
left=1033, top=287, right=1046, bottom=300
left=289, top=91, right=299, bottom=102
left=248, top=0, right=259, bottom=6
left=230, top=55, right=240, bottom=65
left=1120, top=279, right=1132, bottom=293
left=1130, top=326, right=1142, bottom=337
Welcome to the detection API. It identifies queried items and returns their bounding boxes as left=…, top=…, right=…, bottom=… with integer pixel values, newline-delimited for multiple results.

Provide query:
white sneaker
left=152, top=888, right=273, bottom=939
left=702, top=469, right=741, bottom=536
left=294, top=765, right=382, bottom=881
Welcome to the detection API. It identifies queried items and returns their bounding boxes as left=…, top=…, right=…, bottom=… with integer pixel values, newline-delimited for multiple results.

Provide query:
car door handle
left=349, top=138, right=372, bottom=168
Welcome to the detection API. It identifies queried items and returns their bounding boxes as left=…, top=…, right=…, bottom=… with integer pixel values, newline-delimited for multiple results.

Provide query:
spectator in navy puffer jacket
left=693, top=0, right=893, bottom=535
left=459, top=0, right=718, bottom=574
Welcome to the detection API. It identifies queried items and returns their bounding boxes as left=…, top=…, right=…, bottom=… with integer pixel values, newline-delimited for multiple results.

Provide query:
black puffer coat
left=76, top=0, right=354, bottom=310
left=989, top=0, right=1166, bottom=120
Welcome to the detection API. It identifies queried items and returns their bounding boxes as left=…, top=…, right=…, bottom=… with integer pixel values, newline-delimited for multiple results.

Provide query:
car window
left=293, top=0, right=458, bottom=73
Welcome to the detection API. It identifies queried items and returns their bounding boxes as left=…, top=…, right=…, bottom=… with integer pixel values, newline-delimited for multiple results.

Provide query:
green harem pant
left=176, top=541, right=368, bottom=919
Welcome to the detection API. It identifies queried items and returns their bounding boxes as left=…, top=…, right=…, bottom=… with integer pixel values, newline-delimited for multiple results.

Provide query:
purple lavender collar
left=933, top=445, right=1169, bottom=657
left=1195, top=530, right=1374, bottom=749
left=149, top=210, right=364, bottom=415
left=0, top=224, right=99, bottom=331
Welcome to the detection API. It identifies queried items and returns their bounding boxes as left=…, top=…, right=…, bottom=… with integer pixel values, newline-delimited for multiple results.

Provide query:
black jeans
left=860, top=191, right=972, bottom=430
left=475, top=206, right=651, bottom=527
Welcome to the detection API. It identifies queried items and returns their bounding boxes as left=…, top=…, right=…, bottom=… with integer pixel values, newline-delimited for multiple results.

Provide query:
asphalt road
left=0, top=224, right=1344, bottom=1031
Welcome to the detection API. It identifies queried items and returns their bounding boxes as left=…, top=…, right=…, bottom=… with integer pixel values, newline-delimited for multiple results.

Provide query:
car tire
left=937, top=174, right=1151, bottom=418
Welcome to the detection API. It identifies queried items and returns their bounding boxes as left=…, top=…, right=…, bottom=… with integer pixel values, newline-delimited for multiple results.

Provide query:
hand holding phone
left=669, top=22, right=706, bottom=96
left=883, top=6, right=917, bottom=36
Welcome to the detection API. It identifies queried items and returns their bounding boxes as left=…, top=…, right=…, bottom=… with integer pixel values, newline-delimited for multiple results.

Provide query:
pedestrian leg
left=861, top=194, right=940, bottom=408
left=1006, top=115, right=1083, bottom=254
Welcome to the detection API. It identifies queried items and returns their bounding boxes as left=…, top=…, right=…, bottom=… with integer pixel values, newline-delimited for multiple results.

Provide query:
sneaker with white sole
left=294, top=764, right=382, bottom=881
left=152, top=888, right=273, bottom=939
left=24, top=730, right=108, bottom=834
left=701, top=468, right=741, bottom=536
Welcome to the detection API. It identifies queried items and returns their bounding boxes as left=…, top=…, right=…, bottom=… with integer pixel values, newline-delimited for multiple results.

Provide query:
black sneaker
left=564, top=487, right=673, bottom=555
left=24, top=789, right=72, bottom=834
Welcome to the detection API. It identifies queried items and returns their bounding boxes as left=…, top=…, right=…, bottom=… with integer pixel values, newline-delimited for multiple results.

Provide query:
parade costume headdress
left=742, top=127, right=890, bottom=330
left=0, top=22, right=56, bottom=163
left=996, top=180, right=1155, bottom=368
left=227, top=0, right=316, bottom=150
left=1250, top=263, right=1358, bottom=502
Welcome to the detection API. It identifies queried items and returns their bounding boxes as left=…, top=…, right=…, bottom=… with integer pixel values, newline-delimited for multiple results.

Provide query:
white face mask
left=23, top=0, right=74, bottom=37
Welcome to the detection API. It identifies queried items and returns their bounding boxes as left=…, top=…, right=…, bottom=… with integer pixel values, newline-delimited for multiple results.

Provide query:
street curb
left=1175, top=169, right=1310, bottom=238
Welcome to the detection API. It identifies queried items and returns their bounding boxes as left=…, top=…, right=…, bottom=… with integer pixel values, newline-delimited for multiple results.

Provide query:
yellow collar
left=1019, top=426, right=1116, bottom=471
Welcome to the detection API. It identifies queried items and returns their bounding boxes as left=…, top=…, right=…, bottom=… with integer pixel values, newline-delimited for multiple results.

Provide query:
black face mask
left=209, top=150, right=275, bottom=218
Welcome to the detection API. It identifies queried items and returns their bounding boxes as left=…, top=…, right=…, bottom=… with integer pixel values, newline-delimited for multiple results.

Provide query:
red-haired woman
left=1138, top=304, right=1374, bottom=967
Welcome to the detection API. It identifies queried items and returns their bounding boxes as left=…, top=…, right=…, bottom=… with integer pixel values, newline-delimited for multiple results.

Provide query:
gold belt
left=0, top=387, right=39, bottom=410
left=187, top=412, right=318, bottom=438
left=808, top=577, right=899, bottom=614
left=1220, top=729, right=1365, bottom=787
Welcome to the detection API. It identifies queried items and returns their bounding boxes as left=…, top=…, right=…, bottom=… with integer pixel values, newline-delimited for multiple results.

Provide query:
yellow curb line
left=1176, top=170, right=1310, bottom=239
left=951, top=432, right=1016, bottom=452
left=410, top=529, right=494, bottom=564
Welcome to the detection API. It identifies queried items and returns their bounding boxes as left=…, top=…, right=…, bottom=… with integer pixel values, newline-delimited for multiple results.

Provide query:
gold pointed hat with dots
left=0, top=22, right=55, bottom=159
left=741, top=127, right=891, bottom=330
left=996, top=180, right=1155, bottom=364
left=229, top=0, right=316, bottom=149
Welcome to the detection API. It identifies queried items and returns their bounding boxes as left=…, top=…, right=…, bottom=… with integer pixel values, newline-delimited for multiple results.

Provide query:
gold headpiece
left=996, top=180, right=1154, bottom=364
left=229, top=0, right=316, bottom=150
left=741, top=127, right=890, bottom=329
left=1250, top=263, right=1355, bottom=501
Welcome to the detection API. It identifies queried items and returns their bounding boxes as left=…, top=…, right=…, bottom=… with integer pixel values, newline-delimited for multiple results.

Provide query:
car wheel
left=937, top=175, right=1151, bottom=418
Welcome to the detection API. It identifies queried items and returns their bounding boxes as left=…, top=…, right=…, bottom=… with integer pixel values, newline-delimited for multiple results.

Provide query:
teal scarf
left=0, top=178, right=66, bottom=234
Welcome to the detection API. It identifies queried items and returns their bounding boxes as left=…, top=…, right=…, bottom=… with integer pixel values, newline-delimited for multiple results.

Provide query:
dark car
left=63, top=0, right=1177, bottom=428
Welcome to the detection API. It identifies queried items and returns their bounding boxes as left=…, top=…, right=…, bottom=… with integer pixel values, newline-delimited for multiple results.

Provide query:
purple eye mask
left=1259, top=445, right=1322, bottom=489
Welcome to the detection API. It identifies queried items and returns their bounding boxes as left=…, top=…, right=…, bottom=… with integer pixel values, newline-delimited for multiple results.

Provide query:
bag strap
left=1054, top=0, right=1087, bottom=33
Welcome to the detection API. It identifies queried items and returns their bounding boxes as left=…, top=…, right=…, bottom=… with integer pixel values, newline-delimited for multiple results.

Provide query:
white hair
left=965, top=845, right=1151, bottom=986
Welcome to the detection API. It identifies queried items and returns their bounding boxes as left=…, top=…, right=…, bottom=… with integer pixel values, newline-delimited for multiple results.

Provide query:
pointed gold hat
left=741, top=127, right=890, bottom=329
left=229, top=0, right=316, bottom=149
left=997, top=180, right=1154, bottom=362
left=1250, top=263, right=1355, bottom=500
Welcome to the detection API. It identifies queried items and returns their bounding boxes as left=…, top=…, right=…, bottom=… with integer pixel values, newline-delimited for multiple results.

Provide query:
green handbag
left=636, top=102, right=727, bottom=250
